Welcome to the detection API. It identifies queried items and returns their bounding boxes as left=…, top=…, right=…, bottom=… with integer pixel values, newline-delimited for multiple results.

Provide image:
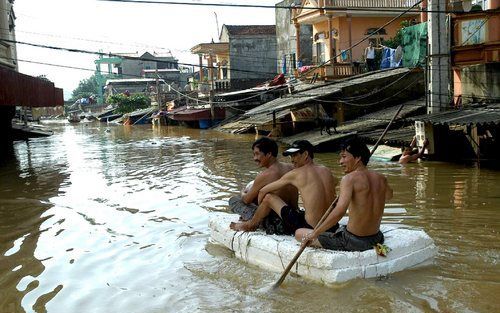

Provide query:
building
left=191, top=24, right=278, bottom=93
left=275, top=0, right=313, bottom=76
left=291, top=0, right=421, bottom=80
left=0, top=0, right=63, bottom=135
left=451, top=0, right=500, bottom=106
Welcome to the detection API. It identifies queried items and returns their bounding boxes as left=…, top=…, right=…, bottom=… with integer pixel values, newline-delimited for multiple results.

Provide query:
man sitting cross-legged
left=230, top=140, right=339, bottom=235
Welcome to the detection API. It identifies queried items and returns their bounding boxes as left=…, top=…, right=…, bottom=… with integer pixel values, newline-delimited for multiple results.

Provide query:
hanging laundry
left=341, top=50, right=348, bottom=61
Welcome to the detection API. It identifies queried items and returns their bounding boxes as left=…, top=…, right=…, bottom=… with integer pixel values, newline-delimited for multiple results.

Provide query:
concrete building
left=291, top=0, right=421, bottom=80
left=117, top=51, right=179, bottom=79
left=221, top=25, right=278, bottom=90
left=451, top=0, right=500, bottom=106
left=191, top=25, right=278, bottom=92
left=275, top=0, right=313, bottom=76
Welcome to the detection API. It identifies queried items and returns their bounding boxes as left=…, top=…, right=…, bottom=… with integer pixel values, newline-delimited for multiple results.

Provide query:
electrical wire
left=97, top=0, right=473, bottom=14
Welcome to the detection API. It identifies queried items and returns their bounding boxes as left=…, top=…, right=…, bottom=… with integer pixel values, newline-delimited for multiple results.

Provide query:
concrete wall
left=276, top=0, right=313, bottom=74
left=229, top=35, right=277, bottom=89
left=460, top=63, right=500, bottom=104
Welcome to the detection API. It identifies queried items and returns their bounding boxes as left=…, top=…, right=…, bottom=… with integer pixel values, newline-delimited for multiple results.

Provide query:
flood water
left=0, top=122, right=499, bottom=313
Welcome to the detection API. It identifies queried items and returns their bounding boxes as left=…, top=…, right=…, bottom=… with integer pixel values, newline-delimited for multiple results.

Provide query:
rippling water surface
left=0, top=123, right=498, bottom=313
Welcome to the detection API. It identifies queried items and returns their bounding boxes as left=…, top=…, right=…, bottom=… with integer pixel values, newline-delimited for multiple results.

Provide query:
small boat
left=209, top=212, right=437, bottom=285
left=67, top=111, right=81, bottom=123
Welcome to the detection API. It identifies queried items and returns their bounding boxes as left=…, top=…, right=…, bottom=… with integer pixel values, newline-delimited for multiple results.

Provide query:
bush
left=107, top=94, right=151, bottom=114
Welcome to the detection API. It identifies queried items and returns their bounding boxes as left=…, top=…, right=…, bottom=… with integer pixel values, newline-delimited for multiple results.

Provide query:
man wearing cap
left=230, top=139, right=339, bottom=235
left=296, top=137, right=393, bottom=252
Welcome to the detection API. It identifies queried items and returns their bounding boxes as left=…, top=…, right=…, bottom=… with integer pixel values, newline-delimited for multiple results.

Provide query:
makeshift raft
left=209, top=212, right=437, bottom=284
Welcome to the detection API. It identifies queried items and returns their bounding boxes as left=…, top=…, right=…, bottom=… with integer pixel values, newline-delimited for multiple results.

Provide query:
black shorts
left=281, top=206, right=339, bottom=235
left=318, top=225, right=384, bottom=252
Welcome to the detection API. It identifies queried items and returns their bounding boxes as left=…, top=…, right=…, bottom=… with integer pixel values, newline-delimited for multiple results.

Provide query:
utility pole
left=427, top=0, right=451, bottom=113
left=155, top=69, right=161, bottom=110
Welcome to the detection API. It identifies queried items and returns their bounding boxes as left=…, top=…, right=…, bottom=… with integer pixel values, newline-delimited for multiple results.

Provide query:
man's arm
left=241, top=172, right=269, bottom=204
left=257, top=170, right=296, bottom=204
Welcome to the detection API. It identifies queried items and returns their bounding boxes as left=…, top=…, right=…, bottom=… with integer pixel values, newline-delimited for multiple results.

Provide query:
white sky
left=14, top=0, right=277, bottom=99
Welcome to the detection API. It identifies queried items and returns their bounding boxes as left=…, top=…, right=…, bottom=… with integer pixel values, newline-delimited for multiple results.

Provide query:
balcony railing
left=298, top=62, right=365, bottom=81
left=293, top=0, right=421, bottom=19
left=324, top=0, right=420, bottom=8
left=214, top=79, right=231, bottom=92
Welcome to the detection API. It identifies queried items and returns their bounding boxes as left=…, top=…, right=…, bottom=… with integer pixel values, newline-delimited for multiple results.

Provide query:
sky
left=14, top=0, right=277, bottom=100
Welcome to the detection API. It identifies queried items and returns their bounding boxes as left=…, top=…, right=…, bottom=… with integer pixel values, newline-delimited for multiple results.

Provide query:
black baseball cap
left=282, top=140, right=314, bottom=157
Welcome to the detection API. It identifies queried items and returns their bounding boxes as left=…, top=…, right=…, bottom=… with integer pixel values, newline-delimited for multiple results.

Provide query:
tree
left=382, top=20, right=411, bottom=49
left=107, top=94, right=151, bottom=114
left=69, top=74, right=99, bottom=103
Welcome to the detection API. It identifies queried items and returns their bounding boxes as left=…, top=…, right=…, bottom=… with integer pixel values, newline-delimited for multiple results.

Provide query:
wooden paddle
left=272, top=103, right=405, bottom=289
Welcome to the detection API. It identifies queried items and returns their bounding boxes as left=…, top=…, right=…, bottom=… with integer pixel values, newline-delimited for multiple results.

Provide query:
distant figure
left=399, top=136, right=429, bottom=164
left=364, top=42, right=384, bottom=71
left=317, top=116, right=338, bottom=135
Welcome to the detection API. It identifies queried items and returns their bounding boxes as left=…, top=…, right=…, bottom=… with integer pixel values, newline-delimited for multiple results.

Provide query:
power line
left=97, top=0, right=472, bottom=14
left=1, top=38, right=279, bottom=77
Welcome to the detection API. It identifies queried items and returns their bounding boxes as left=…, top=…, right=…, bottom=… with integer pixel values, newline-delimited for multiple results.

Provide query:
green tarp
left=401, top=22, right=428, bottom=68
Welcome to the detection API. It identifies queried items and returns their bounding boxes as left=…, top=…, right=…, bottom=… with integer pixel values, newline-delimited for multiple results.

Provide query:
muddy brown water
left=0, top=123, right=498, bottom=313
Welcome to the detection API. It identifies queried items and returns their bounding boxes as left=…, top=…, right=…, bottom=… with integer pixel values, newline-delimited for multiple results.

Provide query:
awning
left=0, top=67, right=64, bottom=107
left=408, top=104, right=500, bottom=126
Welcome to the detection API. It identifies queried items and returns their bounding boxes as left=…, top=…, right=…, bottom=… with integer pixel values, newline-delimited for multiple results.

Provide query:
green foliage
left=382, top=20, right=411, bottom=49
left=70, top=74, right=99, bottom=103
left=107, top=94, right=151, bottom=114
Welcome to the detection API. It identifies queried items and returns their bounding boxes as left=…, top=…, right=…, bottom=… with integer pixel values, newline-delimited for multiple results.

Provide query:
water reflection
left=0, top=138, right=65, bottom=312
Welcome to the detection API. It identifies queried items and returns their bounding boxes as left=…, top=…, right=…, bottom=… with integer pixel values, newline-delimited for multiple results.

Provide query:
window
left=316, top=42, right=326, bottom=64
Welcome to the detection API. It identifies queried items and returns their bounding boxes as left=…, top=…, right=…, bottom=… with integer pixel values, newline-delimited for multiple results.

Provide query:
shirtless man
left=399, top=136, right=429, bottom=164
left=230, top=140, right=338, bottom=235
left=229, top=137, right=298, bottom=221
left=296, top=138, right=393, bottom=251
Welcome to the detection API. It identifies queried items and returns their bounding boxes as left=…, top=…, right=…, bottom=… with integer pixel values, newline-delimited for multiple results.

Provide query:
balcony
left=293, top=0, right=421, bottom=22
left=298, top=62, right=365, bottom=81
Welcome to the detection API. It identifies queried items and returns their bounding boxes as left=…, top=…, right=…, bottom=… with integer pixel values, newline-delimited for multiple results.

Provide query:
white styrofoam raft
left=209, top=213, right=437, bottom=284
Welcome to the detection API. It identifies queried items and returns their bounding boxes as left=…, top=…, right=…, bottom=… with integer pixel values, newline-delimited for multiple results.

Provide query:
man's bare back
left=343, top=169, right=391, bottom=236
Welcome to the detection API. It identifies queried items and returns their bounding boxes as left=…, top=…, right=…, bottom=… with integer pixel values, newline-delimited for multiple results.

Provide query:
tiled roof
left=224, top=25, right=276, bottom=36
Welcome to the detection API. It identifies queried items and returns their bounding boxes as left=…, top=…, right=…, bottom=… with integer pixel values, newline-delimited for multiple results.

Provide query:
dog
left=317, top=117, right=338, bottom=135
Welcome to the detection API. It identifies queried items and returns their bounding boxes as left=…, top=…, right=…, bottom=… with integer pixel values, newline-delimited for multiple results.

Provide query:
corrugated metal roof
left=408, top=104, right=500, bottom=126
left=281, top=99, right=425, bottom=146
left=217, top=68, right=418, bottom=134
left=0, top=67, right=63, bottom=107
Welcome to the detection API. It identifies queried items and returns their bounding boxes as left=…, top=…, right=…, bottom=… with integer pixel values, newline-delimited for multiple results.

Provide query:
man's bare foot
left=230, top=221, right=257, bottom=231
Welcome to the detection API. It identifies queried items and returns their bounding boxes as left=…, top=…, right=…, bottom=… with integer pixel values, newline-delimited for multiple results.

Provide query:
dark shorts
left=228, top=196, right=285, bottom=235
left=281, top=206, right=339, bottom=235
left=229, top=196, right=257, bottom=221
left=318, top=225, right=384, bottom=252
